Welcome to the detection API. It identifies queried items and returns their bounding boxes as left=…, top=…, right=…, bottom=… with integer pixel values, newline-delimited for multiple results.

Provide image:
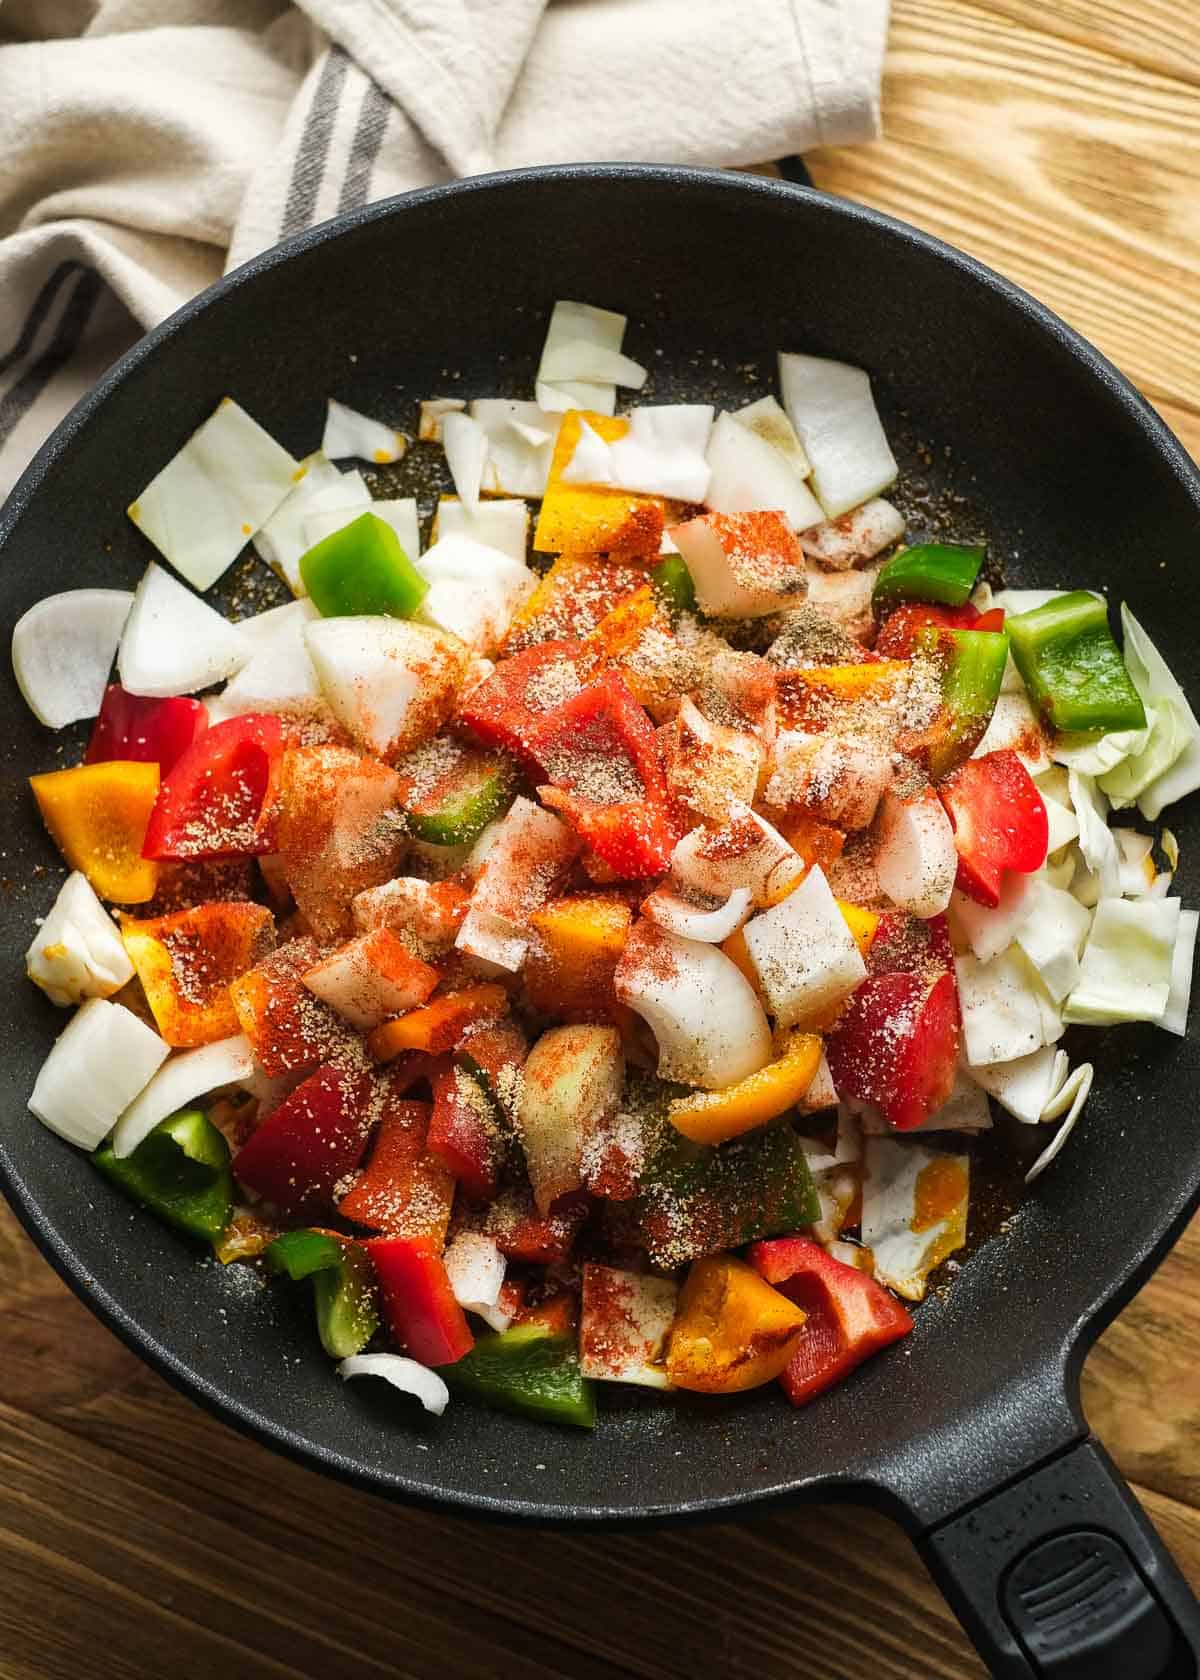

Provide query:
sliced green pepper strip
left=1006, top=591, right=1147, bottom=735
left=918, top=625, right=1010, bottom=780
left=635, top=1123, right=821, bottom=1269
left=404, top=752, right=514, bottom=847
left=873, top=543, right=985, bottom=608
left=93, top=1107, right=232, bottom=1244
left=649, top=553, right=696, bottom=615
left=441, top=1324, right=596, bottom=1428
left=299, top=511, right=428, bottom=618
left=266, top=1229, right=379, bottom=1359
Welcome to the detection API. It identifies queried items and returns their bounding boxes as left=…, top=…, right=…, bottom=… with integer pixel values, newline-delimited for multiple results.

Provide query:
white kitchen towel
left=0, top=0, right=890, bottom=500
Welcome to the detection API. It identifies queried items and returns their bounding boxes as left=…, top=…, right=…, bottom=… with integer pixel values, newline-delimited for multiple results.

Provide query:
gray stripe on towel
left=338, top=77, right=391, bottom=214
left=280, top=46, right=351, bottom=239
left=0, top=267, right=104, bottom=448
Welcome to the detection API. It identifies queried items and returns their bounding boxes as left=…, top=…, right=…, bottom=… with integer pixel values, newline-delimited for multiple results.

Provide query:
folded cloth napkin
left=0, top=0, right=889, bottom=499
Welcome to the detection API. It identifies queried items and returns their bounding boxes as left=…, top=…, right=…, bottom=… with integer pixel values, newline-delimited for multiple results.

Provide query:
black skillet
left=2, top=166, right=1199, bottom=1679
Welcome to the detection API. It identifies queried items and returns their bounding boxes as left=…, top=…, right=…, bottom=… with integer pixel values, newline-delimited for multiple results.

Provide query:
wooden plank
left=970, top=0, right=1200, bottom=87
left=808, top=0, right=1200, bottom=419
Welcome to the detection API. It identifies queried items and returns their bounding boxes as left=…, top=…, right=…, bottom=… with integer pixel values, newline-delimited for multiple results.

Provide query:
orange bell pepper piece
left=666, top=1254, right=807, bottom=1394
left=367, top=985, right=509, bottom=1060
left=533, top=412, right=670, bottom=556
left=584, top=583, right=664, bottom=660
left=31, top=760, right=159, bottom=903
left=524, top=893, right=632, bottom=1021
left=775, top=661, right=908, bottom=728
left=121, top=900, right=276, bottom=1047
left=772, top=810, right=846, bottom=873
left=503, top=554, right=649, bottom=654
left=667, top=1030, right=823, bottom=1145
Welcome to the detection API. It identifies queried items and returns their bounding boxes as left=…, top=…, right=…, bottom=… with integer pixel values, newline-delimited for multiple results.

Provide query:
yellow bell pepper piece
left=533, top=412, right=670, bottom=556
left=503, top=552, right=648, bottom=654
left=31, top=761, right=159, bottom=904
left=792, top=661, right=909, bottom=696
left=524, top=893, right=632, bottom=1020
left=121, top=900, right=276, bottom=1047
left=666, top=1254, right=807, bottom=1394
left=667, top=1030, right=822, bottom=1145
left=772, top=810, right=845, bottom=873
left=837, top=900, right=879, bottom=960
left=584, top=582, right=664, bottom=660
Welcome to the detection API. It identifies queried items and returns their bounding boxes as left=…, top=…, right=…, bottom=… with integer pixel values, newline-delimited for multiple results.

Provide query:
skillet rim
left=2, top=161, right=1200, bottom=1526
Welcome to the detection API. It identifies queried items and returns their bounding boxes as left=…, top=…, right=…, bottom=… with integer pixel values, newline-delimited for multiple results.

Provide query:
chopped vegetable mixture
left=13, top=301, right=1198, bottom=1428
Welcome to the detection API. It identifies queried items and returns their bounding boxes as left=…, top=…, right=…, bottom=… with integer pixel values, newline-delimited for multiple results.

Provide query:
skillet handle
left=917, top=1436, right=1200, bottom=1677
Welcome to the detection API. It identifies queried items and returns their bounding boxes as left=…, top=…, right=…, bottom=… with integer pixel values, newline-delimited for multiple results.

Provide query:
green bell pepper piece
left=299, top=511, right=428, bottom=618
left=649, top=553, right=696, bottom=615
left=873, top=543, right=985, bottom=608
left=93, top=1107, right=232, bottom=1244
left=918, top=625, right=1010, bottom=780
left=1006, top=591, right=1147, bottom=735
left=442, top=1324, right=596, bottom=1428
left=266, top=1229, right=379, bottom=1359
left=404, top=750, right=514, bottom=847
left=635, top=1123, right=821, bottom=1269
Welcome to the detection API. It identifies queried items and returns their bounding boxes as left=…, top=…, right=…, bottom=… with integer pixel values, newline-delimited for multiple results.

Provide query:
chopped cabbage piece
left=778, top=353, right=898, bottom=519
left=322, top=398, right=406, bottom=464
left=254, top=456, right=371, bottom=590
left=1112, top=606, right=1200, bottom=820
left=967, top=1045, right=1069, bottom=1125
left=1062, top=896, right=1181, bottom=1025
left=1014, top=880, right=1092, bottom=1005
left=1163, top=907, right=1198, bottom=1037
left=536, top=300, right=626, bottom=415
left=1026, top=1064, right=1093, bottom=1183
left=956, top=947, right=1062, bottom=1065
left=1067, top=771, right=1120, bottom=901
left=861, top=1136, right=968, bottom=1302
left=469, top=400, right=561, bottom=497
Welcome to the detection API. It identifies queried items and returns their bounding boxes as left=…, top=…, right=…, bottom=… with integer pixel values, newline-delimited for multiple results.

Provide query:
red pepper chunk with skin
left=427, top=1064, right=506, bottom=1201
left=748, top=1236, right=913, bottom=1406
left=142, top=713, right=284, bottom=861
left=458, top=639, right=594, bottom=774
left=826, top=911, right=960, bottom=1130
left=364, top=1235, right=473, bottom=1366
left=233, top=1065, right=372, bottom=1219
left=529, top=670, right=681, bottom=878
left=86, top=686, right=208, bottom=775
left=938, top=748, right=1048, bottom=908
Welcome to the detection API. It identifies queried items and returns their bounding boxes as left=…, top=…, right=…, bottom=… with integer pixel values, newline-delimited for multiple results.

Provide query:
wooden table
left=3, top=4, right=1200, bottom=1676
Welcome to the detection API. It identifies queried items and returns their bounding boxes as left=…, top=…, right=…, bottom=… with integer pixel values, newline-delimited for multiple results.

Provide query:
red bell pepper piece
left=826, top=969, right=960, bottom=1130
left=875, top=601, right=981, bottom=658
left=427, top=1065, right=506, bottom=1201
left=233, top=1064, right=371, bottom=1218
left=974, top=607, right=1005, bottom=634
left=459, top=640, right=593, bottom=772
left=867, top=909, right=955, bottom=980
left=748, top=1236, right=913, bottom=1405
left=364, top=1234, right=474, bottom=1366
left=481, top=1187, right=588, bottom=1264
left=529, top=670, right=680, bottom=878
left=938, top=748, right=1048, bottom=908
left=86, top=686, right=208, bottom=775
left=142, top=713, right=284, bottom=860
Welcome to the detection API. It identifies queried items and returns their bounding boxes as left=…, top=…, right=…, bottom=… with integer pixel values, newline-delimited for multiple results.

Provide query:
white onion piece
left=29, top=998, right=169, bottom=1150
left=1063, top=895, right=1180, bottom=1026
left=208, top=601, right=322, bottom=724
left=322, top=398, right=406, bottom=464
left=444, top=1232, right=509, bottom=1330
left=418, top=398, right=465, bottom=442
left=469, top=400, right=560, bottom=496
left=234, top=598, right=319, bottom=654
left=417, top=534, right=534, bottom=607
left=614, top=922, right=771, bottom=1090
left=118, top=563, right=250, bottom=697
left=703, top=411, right=823, bottom=530
left=1025, top=1064, right=1094, bottom=1183
left=798, top=498, right=905, bottom=569
left=563, top=408, right=713, bottom=502
left=971, top=690, right=1052, bottom=776
left=417, top=574, right=510, bottom=654
left=433, top=495, right=529, bottom=562
left=670, top=806, right=803, bottom=907
left=304, top=616, right=468, bottom=759
left=641, top=884, right=752, bottom=943
left=520, top=1025, right=623, bottom=1212
left=128, top=397, right=299, bottom=590
left=804, top=564, right=880, bottom=643
left=733, top=395, right=811, bottom=475
left=949, top=873, right=1035, bottom=964
left=580, top=1265, right=676, bottom=1390
left=1163, top=906, right=1198, bottom=1037
left=668, top=509, right=807, bottom=618
left=742, top=865, right=867, bottom=1028
left=12, top=589, right=132, bottom=728
left=539, top=340, right=647, bottom=389
left=338, top=1354, right=449, bottom=1416
left=112, top=1034, right=255, bottom=1158
left=956, top=947, right=1063, bottom=1065
left=456, top=797, right=578, bottom=972
left=875, top=787, right=957, bottom=918
left=254, top=455, right=371, bottom=590
left=535, top=299, right=625, bottom=415
left=303, top=934, right=434, bottom=1031
left=441, top=412, right=489, bottom=514
left=778, top=353, right=898, bottom=519
left=26, top=872, right=134, bottom=1006
left=967, top=1045, right=1068, bottom=1124
left=353, top=877, right=465, bottom=954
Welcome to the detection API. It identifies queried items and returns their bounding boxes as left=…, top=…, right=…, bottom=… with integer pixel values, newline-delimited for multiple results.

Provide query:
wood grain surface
left=3, top=3, right=1200, bottom=1676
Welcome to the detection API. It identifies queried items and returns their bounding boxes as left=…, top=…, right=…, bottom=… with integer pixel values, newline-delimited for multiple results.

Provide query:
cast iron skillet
left=1, top=166, right=1199, bottom=1678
